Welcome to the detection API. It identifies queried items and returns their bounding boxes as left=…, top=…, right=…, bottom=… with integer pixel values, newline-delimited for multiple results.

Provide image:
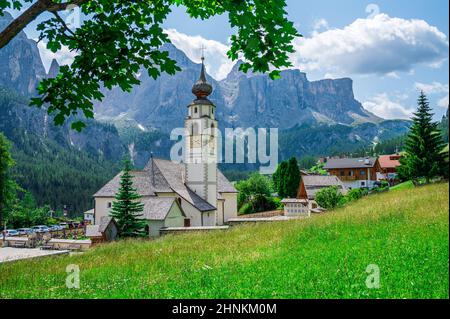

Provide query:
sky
left=8, top=0, right=450, bottom=121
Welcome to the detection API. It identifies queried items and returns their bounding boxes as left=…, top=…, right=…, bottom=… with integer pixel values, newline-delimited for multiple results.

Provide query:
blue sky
left=10, top=0, right=450, bottom=121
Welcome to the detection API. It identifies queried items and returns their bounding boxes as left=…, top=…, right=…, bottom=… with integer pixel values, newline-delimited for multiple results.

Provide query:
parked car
left=32, top=225, right=50, bottom=233
left=48, top=225, right=60, bottom=232
left=16, top=228, right=32, bottom=236
left=5, top=229, right=19, bottom=237
left=59, top=223, right=68, bottom=229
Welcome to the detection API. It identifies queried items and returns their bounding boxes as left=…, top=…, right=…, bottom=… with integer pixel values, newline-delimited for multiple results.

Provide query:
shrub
left=315, top=186, right=343, bottom=210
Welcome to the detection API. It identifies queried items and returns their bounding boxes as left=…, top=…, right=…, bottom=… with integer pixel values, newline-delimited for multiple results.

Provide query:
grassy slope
left=390, top=180, right=415, bottom=191
left=0, top=183, right=448, bottom=299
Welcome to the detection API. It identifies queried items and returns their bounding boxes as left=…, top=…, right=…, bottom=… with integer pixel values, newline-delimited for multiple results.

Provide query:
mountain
left=0, top=21, right=412, bottom=212
left=0, top=12, right=46, bottom=96
left=93, top=44, right=382, bottom=132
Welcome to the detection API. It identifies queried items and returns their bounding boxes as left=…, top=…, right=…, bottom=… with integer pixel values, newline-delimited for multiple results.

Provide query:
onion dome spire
left=192, top=56, right=213, bottom=99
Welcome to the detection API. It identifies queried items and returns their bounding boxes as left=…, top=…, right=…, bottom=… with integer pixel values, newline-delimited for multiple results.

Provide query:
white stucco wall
left=94, top=196, right=153, bottom=225
left=147, top=202, right=185, bottom=237
left=94, top=197, right=114, bottom=225
left=221, top=192, right=238, bottom=223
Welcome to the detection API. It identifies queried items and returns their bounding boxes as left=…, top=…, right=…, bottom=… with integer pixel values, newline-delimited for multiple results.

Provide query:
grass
left=390, top=180, right=415, bottom=191
left=0, top=183, right=448, bottom=299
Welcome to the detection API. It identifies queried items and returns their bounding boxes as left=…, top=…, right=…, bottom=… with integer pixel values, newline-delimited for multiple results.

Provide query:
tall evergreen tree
left=110, top=160, right=147, bottom=237
left=398, top=92, right=447, bottom=183
left=273, top=161, right=289, bottom=198
left=285, top=157, right=301, bottom=198
left=0, top=133, right=14, bottom=231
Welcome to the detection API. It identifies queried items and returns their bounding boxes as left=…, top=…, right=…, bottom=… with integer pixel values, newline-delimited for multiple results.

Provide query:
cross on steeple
left=200, top=44, right=206, bottom=61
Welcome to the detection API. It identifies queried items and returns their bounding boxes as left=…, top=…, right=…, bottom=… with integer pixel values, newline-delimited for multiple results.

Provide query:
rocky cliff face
left=0, top=14, right=124, bottom=162
left=93, top=44, right=381, bottom=132
left=0, top=12, right=46, bottom=96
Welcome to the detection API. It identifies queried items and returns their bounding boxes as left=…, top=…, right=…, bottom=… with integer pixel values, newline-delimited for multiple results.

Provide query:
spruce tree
left=286, top=157, right=301, bottom=198
left=110, top=160, right=147, bottom=237
left=398, top=92, right=447, bottom=183
left=273, top=161, right=289, bottom=198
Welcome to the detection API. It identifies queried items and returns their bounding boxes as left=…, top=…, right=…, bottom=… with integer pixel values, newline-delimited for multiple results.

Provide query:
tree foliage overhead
left=0, top=0, right=300, bottom=131
left=398, top=92, right=448, bottom=182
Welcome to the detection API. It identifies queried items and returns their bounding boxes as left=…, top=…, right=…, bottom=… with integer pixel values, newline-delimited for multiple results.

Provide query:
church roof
left=142, top=197, right=185, bottom=220
left=94, top=158, right=236, bottom=212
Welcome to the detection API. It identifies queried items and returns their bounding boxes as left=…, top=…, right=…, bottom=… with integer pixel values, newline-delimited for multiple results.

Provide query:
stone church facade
left=93, top=58, right=238, bottom=235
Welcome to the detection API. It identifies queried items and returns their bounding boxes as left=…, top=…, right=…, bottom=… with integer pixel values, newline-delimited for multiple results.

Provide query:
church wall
left=221, top=192, right=238, bottom=223
left=216, top=199, right=225, bottom=225
left=164, top=203, right=185, bottom=228
left=148, top=220, right=164, bottom=237
left=94, top=197, right=114, bottom=225
left=180, top=198, right=202, bottom=227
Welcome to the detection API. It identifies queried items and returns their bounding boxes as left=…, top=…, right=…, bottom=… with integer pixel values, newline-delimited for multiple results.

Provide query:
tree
left=0, top=133, right=14, bottom=231
left=273, top=157, right=300, bottom=198
left=109, top=160, right=147, bottom=237
left=272, top=161, right=288, bottom=197
left=315, top=186, right=343, bottom=210
left=285, top=157, right=300, bottom=198
left=397, top=92, right=447, bottom=183
left=235, top=172, right=275, bottom=214
left=0, top=1, right=299, bottom=131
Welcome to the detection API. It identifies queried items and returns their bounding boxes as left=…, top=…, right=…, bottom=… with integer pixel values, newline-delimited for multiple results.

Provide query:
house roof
left=85, top=225, right=101, bottom=237
left=378, top=154, right=401, bottom=169
left=281, top=198, right=308, bottom=204
left=142, top=197, right=185, bottom=220
left=86, top=216, right=116, bottom=237
left=83, top=208, right=94, bottom=216
left=300, top=175, right=347, bottom=200
left=99, top=216, right=115, bottom=233
left=323, top=157, right=378, bottom=169
left=94, top=157, right=236, bottom=212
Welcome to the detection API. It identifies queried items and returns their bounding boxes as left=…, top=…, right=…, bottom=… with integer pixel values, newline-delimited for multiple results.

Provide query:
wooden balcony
left=339, top=176, right=357, bottom=181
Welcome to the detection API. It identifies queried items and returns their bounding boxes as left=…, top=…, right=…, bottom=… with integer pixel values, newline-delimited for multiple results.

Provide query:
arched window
left=210, top=123, right=215, bottom=135
left=194, top=107, right=198, bottom=114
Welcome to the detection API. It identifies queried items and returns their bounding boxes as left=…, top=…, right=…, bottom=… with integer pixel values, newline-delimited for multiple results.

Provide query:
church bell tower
left=184, top=57, right=218, bottom=214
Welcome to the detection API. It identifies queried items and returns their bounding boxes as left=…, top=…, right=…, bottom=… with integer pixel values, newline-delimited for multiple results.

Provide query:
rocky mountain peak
left=47, top=59, right=60, bottom=78
left=0, top=12, right=46, bottom=96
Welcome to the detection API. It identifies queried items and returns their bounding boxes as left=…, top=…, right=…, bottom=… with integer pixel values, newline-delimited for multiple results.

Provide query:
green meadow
left=0, top=183, right=448, bottom=299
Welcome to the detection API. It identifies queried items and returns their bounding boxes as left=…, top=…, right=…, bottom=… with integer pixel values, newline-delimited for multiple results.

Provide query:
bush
left=238, top=196, right=278, bottom=215
left=315, top=186, right=343, bottom=210
left=346, top=188, right=367, bottom=202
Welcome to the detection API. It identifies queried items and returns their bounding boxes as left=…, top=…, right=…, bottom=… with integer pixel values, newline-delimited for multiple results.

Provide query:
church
left=93, top=58, right=238, bottom=236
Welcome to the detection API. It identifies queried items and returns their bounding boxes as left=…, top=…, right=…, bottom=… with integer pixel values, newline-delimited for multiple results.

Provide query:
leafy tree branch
left=0, top=0, right=300, bottom=131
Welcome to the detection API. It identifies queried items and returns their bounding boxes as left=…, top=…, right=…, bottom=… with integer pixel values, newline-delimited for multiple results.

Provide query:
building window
left=107, top=202, right=112, bottom=208
left=348, top=170, right=353, bottom=176
left=194, top=107, right=198, bottom=113
left=340, top=171, right=345, bottom=176
left=360, top=170, right=366, bottom=175
left=361, top=181, right=366, bottom=187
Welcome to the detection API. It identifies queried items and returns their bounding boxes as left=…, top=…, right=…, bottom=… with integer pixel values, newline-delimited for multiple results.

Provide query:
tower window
left=194, top=107, right=198, bottom=113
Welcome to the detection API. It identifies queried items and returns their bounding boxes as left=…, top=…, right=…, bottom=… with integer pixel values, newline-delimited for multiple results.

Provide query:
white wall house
left=281, top=199, right=310, bottom=217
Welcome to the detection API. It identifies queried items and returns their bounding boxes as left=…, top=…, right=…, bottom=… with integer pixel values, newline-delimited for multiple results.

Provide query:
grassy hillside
left=0, top=183, right=448, bottom=299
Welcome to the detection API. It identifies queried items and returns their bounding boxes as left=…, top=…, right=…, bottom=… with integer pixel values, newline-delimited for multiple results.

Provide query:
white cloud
left=438, top=95, right=449, bottom=108
left=165, top=29, right=233, bottom=81
left=37, top=41, right=77, bottom=73
left=292, top=14, right=449, bottom=76
left=415, top=82, right=449, bottom=109
left=311, top=18, right=329, bottom=36
left=414, top=81, right=449, bottom=94
left=363, top=93, right=415, bottom=120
